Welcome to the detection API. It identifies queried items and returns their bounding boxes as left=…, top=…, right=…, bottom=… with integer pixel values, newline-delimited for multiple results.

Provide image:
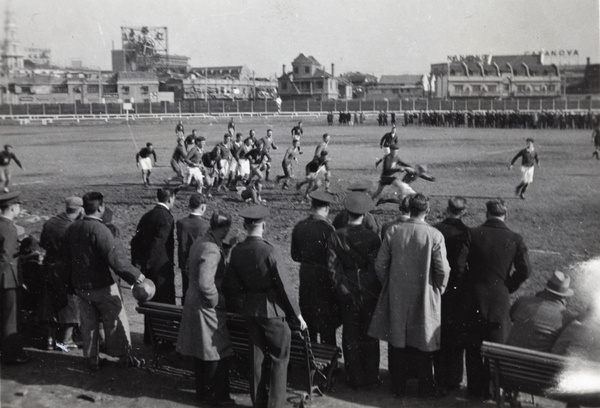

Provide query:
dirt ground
left=1, top=116, right=598, bottom=407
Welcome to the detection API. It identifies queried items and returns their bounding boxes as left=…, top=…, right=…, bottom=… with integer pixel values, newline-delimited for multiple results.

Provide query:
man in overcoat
left=432, top=197, right=470, bottom=392
left=464, top=198, right=531, bottom=399
left=0, top=191, right=29, bottom=364
left=176, top=194, right=209, bottom=304
left=369, top=193, right=449, bottom=398
left=291, top=190, right=338, bottom=346
left=132, top=188, right=176, bottom=342
left=227, top=205, right=307, bottom=408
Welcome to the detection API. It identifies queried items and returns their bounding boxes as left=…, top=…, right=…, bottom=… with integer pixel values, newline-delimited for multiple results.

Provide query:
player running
left=291, top=121, right=304, bottom=154
left=592, top=125, right=600, bottom=160
left=0, top=145, right=24, bottom=193
left=371, top=144, right=416, bottom=202
left=509, top=138, right=539, bottom=200
left=375, top=125, right=398, bottom=168
left=375, top=164, right=435, bottom=206
left=135, top=143, right=157, bottom=187
left=296, top=150, right=331, bottom=199
left=276, top=139, right=301, bottom=189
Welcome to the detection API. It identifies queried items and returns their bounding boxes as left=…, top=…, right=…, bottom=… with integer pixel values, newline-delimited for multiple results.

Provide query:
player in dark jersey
left=135, top=143, right=157, bottom=186
left=0, top=145, right=23, bottom=193
left=375, top=165, right=435, bottom=206
left=375, top=126, right=398, bottom=168
left=592, top=125, right=600, bottom=160
left=371, top=144, right=416, bottom=202
left=291, top=121, right=304, bottom=154
left=296, top=150, right=330, bottom=199
left=509, top=138, right=540, bottom=200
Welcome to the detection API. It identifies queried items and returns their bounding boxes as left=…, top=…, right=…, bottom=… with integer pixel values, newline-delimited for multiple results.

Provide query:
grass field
left=1, top=117, right=598, bottom=408
left=5, top=117, right=600, bottom=306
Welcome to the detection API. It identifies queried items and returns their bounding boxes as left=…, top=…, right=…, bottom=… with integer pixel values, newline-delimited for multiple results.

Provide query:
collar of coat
left=155, top=203, right=173, bottom=216
left=483, top=218, right=508, bottom=229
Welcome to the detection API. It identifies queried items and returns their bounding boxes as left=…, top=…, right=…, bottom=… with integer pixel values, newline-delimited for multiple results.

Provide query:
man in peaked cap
left=291, top=190, right=339, bottom=346
left=332, top=182, right=379, bottom=234
left=226, top=205, right=307, bottom=408
left=0, top=191, right=29, bottom=364
left=507, top=271, right=576, bottom=352
left=40, top=196, right=85, bottom=350
left=328, top=192, right=382, bottom=389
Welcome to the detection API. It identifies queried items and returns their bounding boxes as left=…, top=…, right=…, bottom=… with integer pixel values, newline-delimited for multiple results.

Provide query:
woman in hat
left=176, top=211, right=234, bottom=406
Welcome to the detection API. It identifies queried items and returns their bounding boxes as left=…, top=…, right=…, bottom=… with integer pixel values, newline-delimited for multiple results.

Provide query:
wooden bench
left=481, top=341, right=600, bottom=408
left=136, top=302, right=341, bottom=399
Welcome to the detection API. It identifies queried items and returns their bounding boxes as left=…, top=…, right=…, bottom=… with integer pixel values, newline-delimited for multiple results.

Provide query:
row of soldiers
left=402, top=109, right=599, bottom=130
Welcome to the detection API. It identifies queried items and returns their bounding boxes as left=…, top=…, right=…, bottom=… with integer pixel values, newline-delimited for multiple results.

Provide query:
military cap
left=239, top=205, right=270, bottom=224
left=309, top=190, right=336, bottom=204
left=65, top=196, right=83, bottom=209
left=347, top=181, right=371, bottom=192
left=390, top=143, right=400, bottom=150
left=344, top=192, right=374, bottom=214
left=0, top=191, right=22, bottom=205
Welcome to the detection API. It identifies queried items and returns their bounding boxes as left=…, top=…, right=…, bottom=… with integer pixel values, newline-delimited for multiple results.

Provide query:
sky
left=3, top=0, right=599, bottom=78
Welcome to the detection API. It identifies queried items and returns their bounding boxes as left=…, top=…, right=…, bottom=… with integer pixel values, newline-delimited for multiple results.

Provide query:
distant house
left=370, top=74, right=427, bottom=99
left=340, top=72, right=378, bottom=99
left=278, top=54, right=340, bottom=100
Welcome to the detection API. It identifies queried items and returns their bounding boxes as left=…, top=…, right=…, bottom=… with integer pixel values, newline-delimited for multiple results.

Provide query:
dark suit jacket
left=132, top=204, right=175, bottom=304
left=0, top=217, right=21, bottom=289
left=226, top=236, right=300, bottom=321
left=176, top=214, right=210, bottom=271
left=466, top=218, right=531, bottom=343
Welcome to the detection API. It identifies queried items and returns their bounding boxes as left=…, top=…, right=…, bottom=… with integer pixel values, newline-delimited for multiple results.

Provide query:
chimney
left=587, top=57, right=590, bottom=66
left=331, top=63, right=335, bottom=77
left=282, top=64, right=286, bottom=75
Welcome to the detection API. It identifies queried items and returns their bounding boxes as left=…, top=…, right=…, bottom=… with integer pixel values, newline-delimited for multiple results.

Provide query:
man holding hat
left=40, top=196, right=84, bottom=349
left=227, top=205, right=307, bottom=408
left=63, top=192, right=146, bottom=370
left=0, top=191, right=29, bottom=364
left=291, top=190, right=339, bottom=346
left=332, top=182, right=379, bottom=234
left=507, top=271, right=576, bottom=352
left=328, top=192, right=382, bottom=389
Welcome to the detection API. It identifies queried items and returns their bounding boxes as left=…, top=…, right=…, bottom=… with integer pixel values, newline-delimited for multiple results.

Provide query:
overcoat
left=465, top=218, right=531, bottom=343
left=0, top=216, right=21, bottom=289
left=132, top=204, right=175, bottom=304
left=177, top=231, right=233, bottom=361
left=369, top=218, right=450, bottom=352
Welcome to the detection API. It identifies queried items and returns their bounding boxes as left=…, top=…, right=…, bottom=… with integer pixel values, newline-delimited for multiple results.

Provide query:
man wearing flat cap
left=63, top=192, right=146, bottom=370
left=507, top=271, right=576, bottom=352
left=40, top=196, right=84, bottom=349
left=291, top=190, right=339, bottom=346
left=328, top=192, right=382, bottom=389
left=0, top=191, right=29, bottom=364
left=332, top=182, right=379, bottom=234
left=227, top=205, right=307, bottom=408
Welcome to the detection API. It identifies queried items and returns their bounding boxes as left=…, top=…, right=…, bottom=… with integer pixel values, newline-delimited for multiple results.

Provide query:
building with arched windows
left=430, top=54, right=561, bottom=98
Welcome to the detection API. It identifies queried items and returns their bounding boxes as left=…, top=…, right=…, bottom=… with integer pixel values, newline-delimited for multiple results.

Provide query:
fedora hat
left=545, top=271, right=574, bottom=297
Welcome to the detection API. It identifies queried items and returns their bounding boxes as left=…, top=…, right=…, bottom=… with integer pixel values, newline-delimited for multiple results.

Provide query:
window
left=304, top=66, right=310, bottom=74
left=454, top=85, right=463, bottom=95
left=472, top=85, right=481, bottom=92
left=103, top=84, right=117, bottom=94
left=122, top=86, right=130, bottom=95
left=141, top=86, right=149, bottom=94
left=316, top=80, right=323, bottom=89
left=281, top=82, right=287, bottom=90
left=87, top=84, right=99, bottom=93
left=548, top=85, right=556, bottom=91
left=488, top=85, right=497, bottom=92
left=52, top=84, right=68, bottom=94
left=517, top=85, right=526, bottom=93
left=293, top=66, right=299, bottom=74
